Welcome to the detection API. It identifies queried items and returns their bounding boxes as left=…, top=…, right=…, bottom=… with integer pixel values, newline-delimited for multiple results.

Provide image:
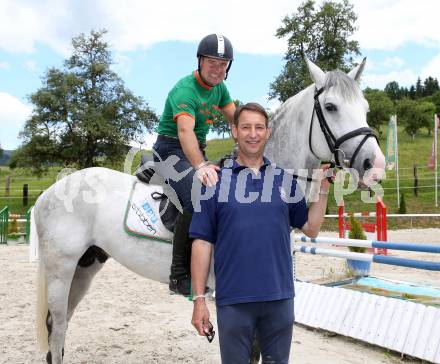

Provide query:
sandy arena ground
left=0, top=229, right=439, bottom=363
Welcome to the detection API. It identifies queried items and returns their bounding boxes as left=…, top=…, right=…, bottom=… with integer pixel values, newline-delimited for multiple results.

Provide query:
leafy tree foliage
left=428, top=90, right=440, bottom=115
left=416, top=101, right=437, bottom=135
left=269, top=0, right=361, bottom=102
left=384, top=77, right=439, bottom=102
left=384, top=81, right=401, bottom=101
left=397, top=98, right=436, bottom=138
left=12, top=30, right=158, bottom=173
left=210, top=100, right=241, bottom=138
left=423, top=77, right=440, bottom=97
left=364, top=89, right=394, bottom=135
left=408, top=85, right=416, bottom=99
left=415, top=77, right=423, bottom=98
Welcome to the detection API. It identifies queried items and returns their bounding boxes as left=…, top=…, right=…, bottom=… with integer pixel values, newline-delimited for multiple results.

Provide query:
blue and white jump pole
left=293, top=235, right=440, bottom=271
left=296, top=235, right=440, bottom=253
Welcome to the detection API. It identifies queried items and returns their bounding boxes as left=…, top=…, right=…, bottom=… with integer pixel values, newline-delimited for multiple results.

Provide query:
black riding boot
left=169, top=211, right=193, bottom=296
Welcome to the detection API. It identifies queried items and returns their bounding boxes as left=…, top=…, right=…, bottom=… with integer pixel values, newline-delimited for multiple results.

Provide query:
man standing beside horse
left=152, top=34, right=236, bottom=296
left=190, top=102, right=330, bottom=363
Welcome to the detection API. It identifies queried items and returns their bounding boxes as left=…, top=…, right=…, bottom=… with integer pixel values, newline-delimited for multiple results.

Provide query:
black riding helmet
left=197, top=34, right=233, bottom=80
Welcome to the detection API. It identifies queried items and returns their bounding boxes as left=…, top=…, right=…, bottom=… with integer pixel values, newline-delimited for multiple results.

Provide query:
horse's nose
left=363, top=158, right=373, bottom=170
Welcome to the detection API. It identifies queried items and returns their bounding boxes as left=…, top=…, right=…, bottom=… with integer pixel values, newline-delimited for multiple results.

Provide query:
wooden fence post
left=23, top=184, right=28, bottom=207
left=413, top=164, right=418, bottom=197
left=5, top=176, right=10, bottom=197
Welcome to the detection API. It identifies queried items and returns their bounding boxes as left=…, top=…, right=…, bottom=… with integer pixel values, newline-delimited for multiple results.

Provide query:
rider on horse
left=152, top=34, right=236, bottom=296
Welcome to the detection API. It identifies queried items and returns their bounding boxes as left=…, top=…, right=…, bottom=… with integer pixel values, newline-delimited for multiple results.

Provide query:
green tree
left=397, top=98, right=436, bottom=138
left=13, top=30, right=158, bottom=173
left=384, top=81, right=401, bottom=101
left=399, top=86, right=409, bottom=99
left=423, top=77, right=440, bottom=97
left=408, top=85, right=416, bottom=99
left=210, top=100, right=241, bottom=138
left=397, top=99, right=418, bottom=138
left=417, top=101, right=437, bottom=135
left=415, top=77, right=423, bottom=98
left=269, top=0, right=361, bottom=102
left=364, top=89, right=394, bottom=135
left=429, top=90, right=440, bottom=115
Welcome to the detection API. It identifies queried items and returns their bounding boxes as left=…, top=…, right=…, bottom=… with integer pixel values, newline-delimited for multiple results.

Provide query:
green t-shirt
left=157, top=71, right=233, bottom=142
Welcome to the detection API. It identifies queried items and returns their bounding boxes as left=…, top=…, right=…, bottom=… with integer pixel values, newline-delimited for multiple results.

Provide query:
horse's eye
left=325, top=103, right=337, bottom=112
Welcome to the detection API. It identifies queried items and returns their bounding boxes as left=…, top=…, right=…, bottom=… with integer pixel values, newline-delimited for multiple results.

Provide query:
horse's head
left=305, top=58, right=386, bottom=188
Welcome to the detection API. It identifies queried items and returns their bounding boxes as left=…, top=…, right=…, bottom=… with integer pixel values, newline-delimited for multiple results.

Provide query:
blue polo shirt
left=189, top=158, right=308, bottom=306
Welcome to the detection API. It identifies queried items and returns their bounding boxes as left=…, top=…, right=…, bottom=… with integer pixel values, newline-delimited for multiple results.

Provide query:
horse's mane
left=324, top=70, right=363, bottom=102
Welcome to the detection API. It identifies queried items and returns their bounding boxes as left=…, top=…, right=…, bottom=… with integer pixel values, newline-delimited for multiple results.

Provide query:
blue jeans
left=153, top=135, right=206, bottom=213
left=216, top=299, right=294, bottom=364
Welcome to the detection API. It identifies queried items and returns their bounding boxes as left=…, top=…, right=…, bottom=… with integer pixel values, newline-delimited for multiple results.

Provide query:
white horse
left=266, top=58, right=385, bottom=198
left=35, top=58, right=385, bottom=363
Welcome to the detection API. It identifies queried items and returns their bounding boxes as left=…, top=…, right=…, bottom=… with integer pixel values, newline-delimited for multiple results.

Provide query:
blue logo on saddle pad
left=142, top=202, right=158, bottom=224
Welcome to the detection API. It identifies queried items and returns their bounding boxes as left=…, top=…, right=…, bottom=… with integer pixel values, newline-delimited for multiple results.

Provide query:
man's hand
left=318, top=164, right=332, bottom=193
left=191, top=298, right=211, bottom=336
left=191, top=239, right=213, bottom=338
left=196, top=163, right=220, bottom=187
left=301, top=164, right=331, bottom=238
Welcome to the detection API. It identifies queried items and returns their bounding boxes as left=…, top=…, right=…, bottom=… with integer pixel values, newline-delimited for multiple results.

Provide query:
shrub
left=398, top=192, right=407, bottom=214
left=348, top=215, right=367, bottom=253
left=8, top=218, right=18, bottom=234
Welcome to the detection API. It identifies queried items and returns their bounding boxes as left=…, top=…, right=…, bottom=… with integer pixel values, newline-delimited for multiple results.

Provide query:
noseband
left=309, top=87, right=378, bottom=169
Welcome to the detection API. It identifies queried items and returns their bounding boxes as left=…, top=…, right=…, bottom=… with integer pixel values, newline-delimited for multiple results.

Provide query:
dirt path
left=1, top=229, right=438, bottom=363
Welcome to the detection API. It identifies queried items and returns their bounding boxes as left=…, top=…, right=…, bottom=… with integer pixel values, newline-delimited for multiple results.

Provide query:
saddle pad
left=124, top=181, right=173, bottom=243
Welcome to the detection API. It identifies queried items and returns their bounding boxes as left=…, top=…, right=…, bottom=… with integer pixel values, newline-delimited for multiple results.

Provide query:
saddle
left=132, top=155, right=179, bottom=234
left=133, top=153, right=235, bottom=234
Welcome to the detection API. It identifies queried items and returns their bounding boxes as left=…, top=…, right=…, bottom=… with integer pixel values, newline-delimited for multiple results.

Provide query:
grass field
left=1, top=129, right=439, bottom=229
left=333, top=127, right=440, bottom=229
left=0, top=166, right=57, bottom=215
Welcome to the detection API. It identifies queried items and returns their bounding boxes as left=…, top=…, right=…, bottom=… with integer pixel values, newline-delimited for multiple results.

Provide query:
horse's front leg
left=45, top=262, right=77, bottom=364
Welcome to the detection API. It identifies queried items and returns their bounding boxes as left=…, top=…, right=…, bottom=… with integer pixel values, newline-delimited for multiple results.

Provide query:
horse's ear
left=305, top=57, right=325, bottom=89
left=347, top=58, right=366, bottom=83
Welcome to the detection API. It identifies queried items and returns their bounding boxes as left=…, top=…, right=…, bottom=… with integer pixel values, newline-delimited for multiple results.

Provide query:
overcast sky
left=1, top=0, right=440, bottom=149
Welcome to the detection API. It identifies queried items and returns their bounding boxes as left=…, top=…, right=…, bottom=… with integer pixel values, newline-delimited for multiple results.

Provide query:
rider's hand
left=191, top=298, right=211, bottom=336
left=196, top=163, right=220, bottom=187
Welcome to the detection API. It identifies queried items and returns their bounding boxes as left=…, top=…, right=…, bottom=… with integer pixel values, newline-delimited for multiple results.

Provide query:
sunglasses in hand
left=205, top=321, right=215, bottom=343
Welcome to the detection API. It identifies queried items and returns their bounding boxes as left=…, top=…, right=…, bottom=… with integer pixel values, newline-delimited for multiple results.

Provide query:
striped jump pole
left=293, top=245, right=440, bottom=271
left=295, top=235, right=440, bottom=254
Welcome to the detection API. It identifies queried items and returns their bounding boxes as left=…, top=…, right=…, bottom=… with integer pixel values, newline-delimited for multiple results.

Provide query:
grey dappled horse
left=35, top=58, right=385, bottom=363
left=265, top=58, right=385, bottom=198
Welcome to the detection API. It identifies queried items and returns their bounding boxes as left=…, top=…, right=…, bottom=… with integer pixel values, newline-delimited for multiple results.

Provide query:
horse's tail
left=35, top=200, right=49, bottom=352
left=36, top=259, right=48, bottom=352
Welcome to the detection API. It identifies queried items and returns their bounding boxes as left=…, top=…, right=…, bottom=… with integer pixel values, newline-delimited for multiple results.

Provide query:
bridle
left=309, top=87, right=378, bottom=170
